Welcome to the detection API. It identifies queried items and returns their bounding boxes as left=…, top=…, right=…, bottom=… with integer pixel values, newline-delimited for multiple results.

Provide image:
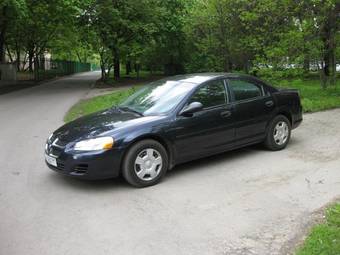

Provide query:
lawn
left=296, top=203, right=340, bottom=255
left=64, top=87, right=137, bottom=122
left=274, top=78, right=340, bottom=113
left=64, top=77, right=340, bottom=123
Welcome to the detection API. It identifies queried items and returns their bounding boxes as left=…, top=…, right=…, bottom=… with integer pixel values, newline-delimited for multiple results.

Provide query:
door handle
left=265, top=100, right=274, bottom=107
left=220, top=110, right=231, bottom=118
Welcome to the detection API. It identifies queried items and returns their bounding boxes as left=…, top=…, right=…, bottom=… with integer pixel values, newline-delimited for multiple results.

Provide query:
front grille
left=53, top=138, right=68, bottom=148
left=49, top=147, right=63, bottom=157
left=55, top=159, right=65, bottom=171
left=46, top=136, right=68, bottom=156
left=48, top=134, right=56, bottom=144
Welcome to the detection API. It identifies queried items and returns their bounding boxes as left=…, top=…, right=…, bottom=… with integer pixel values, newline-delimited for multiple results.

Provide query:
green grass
left=64, top=87, right=137, bottom=122
left=111, top=70, right=163, bottom=79
left=296, top=203, right=340, bottom=255
left=101, top=70, right=163, bottom=87
left=64, top=77, right=340, bottom=123
left=273, top=78, right=340, bottom=113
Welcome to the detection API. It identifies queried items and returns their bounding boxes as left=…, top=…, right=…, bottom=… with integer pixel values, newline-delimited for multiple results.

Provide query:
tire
left=264, top=115, right=291, bottom=151
left=122, top=139, right=169, bottom=188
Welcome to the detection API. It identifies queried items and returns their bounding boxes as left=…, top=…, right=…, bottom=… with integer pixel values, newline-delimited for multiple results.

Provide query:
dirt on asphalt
left=0, top=72, right=339, bottom=255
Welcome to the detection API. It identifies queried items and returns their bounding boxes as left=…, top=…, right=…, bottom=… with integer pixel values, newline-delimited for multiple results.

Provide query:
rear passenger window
left=228, top=79, right=262, bottom=101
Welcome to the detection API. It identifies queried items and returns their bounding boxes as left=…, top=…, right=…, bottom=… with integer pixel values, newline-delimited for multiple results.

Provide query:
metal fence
left=15, top=59, right=92, bottom=81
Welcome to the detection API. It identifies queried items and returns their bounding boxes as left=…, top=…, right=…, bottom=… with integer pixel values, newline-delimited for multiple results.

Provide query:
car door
left=170, top=79, right=235, bottom=163
left=226, top=77, right=275, bottom=146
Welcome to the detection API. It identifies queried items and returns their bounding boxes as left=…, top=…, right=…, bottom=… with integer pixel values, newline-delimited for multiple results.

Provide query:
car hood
left=53, top=108, right=159, bottom=142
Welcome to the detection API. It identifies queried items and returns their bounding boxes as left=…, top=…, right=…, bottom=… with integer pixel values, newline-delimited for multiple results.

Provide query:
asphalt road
left=1, top=72, right=339, bottom=255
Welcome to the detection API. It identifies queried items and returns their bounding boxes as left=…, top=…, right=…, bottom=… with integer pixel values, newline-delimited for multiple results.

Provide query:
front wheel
left=264, top=115, right=291, bottom=151
left=122, top=139, right=169, bottom=187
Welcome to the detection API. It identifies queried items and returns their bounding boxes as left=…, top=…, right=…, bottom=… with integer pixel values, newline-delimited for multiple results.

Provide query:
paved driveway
left=0, top=72, right=339, bottom=255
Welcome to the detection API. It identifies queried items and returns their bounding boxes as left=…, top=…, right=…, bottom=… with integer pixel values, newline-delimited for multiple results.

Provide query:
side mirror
left=180, top=102, right=203, bottom=116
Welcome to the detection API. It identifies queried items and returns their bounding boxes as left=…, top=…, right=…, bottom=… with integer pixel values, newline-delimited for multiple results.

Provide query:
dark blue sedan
left=45, top=73, right=302, bottom=187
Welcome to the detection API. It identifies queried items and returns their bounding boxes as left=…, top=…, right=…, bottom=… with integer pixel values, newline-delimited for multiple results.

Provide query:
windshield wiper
left=118, top=106, right=144, bottom=116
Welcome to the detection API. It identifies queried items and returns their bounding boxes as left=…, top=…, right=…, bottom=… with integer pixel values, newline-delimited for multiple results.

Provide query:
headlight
left=74, top=137, right=114, bottom=151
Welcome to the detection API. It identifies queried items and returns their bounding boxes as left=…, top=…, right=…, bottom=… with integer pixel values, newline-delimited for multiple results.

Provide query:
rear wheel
left=264, top=115, right=291, bottom=151
left=122, top=139, right=168, bottom=187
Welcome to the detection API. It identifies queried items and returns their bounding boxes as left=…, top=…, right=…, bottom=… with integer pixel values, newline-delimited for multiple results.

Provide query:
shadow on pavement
left=168, top=146, right=258, bottom=177
left=0, top=81, right=39, bottom=95
left=46, top=172, right=130, bottom=191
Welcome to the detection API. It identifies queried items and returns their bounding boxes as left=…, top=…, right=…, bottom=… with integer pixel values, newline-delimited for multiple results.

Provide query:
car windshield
left=119, top=79, right=196, bottom=115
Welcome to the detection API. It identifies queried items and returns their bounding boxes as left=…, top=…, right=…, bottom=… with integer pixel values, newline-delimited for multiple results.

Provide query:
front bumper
left=45, top=147, right=124, bottom=180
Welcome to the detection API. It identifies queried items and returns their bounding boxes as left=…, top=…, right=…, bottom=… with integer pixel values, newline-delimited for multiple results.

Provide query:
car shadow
left=167, top=145, right=260, bottom=178
left=46, top=172, right=129, bottom=191
left=166, top=137, right=301, bottom=179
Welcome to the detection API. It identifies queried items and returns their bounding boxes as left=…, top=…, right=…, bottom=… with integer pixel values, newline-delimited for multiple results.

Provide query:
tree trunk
left=0, top=6, right=7, bottom=63
left=16, top=48, right=20, bottom=71
left=228, top=60, right=233, bottom=72
left=330, top=45, right=336, bottom=86
left=6, top=45, right=13, bottom=62
left=329, top=3, right=339, bottom=87
left=135, top=62, right=140, bottom=78
left=298, top=16, right=310, bottom=75
left=113, top=49, right=120, bottom=79
left=243, top=59, right=250, bottom=74
left=323, top=46, right=330, bottom=77
left=303, top=54, right=310, bottom=74
left=40, top=54, right=45, bottom=71
left=100, top=63, right=106, bottom=81
left=320, top=2, right=338, bottom=87
left=28, top=49, right=34, bottom=72
left=33, top=56, right=39, bottom=80
left=126, top=60, right=131, bottom=75
left=76, top=51, right=82, bottom=63
left=318, top=60, right=327, bottom=89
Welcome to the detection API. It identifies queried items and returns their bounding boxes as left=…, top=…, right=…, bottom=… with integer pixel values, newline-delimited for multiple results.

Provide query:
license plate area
left=45, top=154, right=57, bottom=167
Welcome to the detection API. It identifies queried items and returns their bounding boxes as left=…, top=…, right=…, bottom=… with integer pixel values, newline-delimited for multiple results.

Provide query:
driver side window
left=189, top=80, right=227, bottom=109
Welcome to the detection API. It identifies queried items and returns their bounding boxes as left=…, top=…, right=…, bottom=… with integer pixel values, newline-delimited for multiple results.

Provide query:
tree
left=0, top=0, right=26, bottom=63
left=150, top=0, right=191, bottom=75
left=83, top=0, right=157, bottom=80
left=2, top=0, right=337, bottom=87
left=186, top=0, right=338, bottom=87
left=3, top=0, right=82, bottom=74
left=317, top=0, right=339, bottom=87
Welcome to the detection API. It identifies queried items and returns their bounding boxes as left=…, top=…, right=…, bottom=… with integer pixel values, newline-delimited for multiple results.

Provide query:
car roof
left=166, top=73, right=257, bottom=84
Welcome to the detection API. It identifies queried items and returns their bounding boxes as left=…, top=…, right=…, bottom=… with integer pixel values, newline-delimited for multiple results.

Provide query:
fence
left=15, top=59, right=92, bottom=81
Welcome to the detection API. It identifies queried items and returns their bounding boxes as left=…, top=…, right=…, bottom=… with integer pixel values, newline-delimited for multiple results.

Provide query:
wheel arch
left=276, top=110, right=292, bottom=126
left=265, top=109, right=292, bottom=135
left=120, top=134, right=174, bottom=174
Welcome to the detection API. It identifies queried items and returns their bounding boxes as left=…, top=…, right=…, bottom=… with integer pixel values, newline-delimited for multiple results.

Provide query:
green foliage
left=256, top=68, right=306, bottom=82
left=274, top=78, right=340, bottom=112
left=0, top=0, right=27, bottom=61
left=80, top=0, right=162, bottom=79
left=3, top=0, right=87, bottom=69
left=64, top=87, right=137, bottom=122
left=3, top=0, right=339, bottom=88
left=145, top=0, right=192, bottom=75
left=0, top=0, right=27, bottom=16
left=185, top=0, right=339, bottom=87
left=296, top=203, right=340, bottom=255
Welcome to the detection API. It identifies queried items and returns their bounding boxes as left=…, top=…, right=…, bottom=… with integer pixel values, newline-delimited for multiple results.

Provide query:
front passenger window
left=228, top=79, right=262, bottom=101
